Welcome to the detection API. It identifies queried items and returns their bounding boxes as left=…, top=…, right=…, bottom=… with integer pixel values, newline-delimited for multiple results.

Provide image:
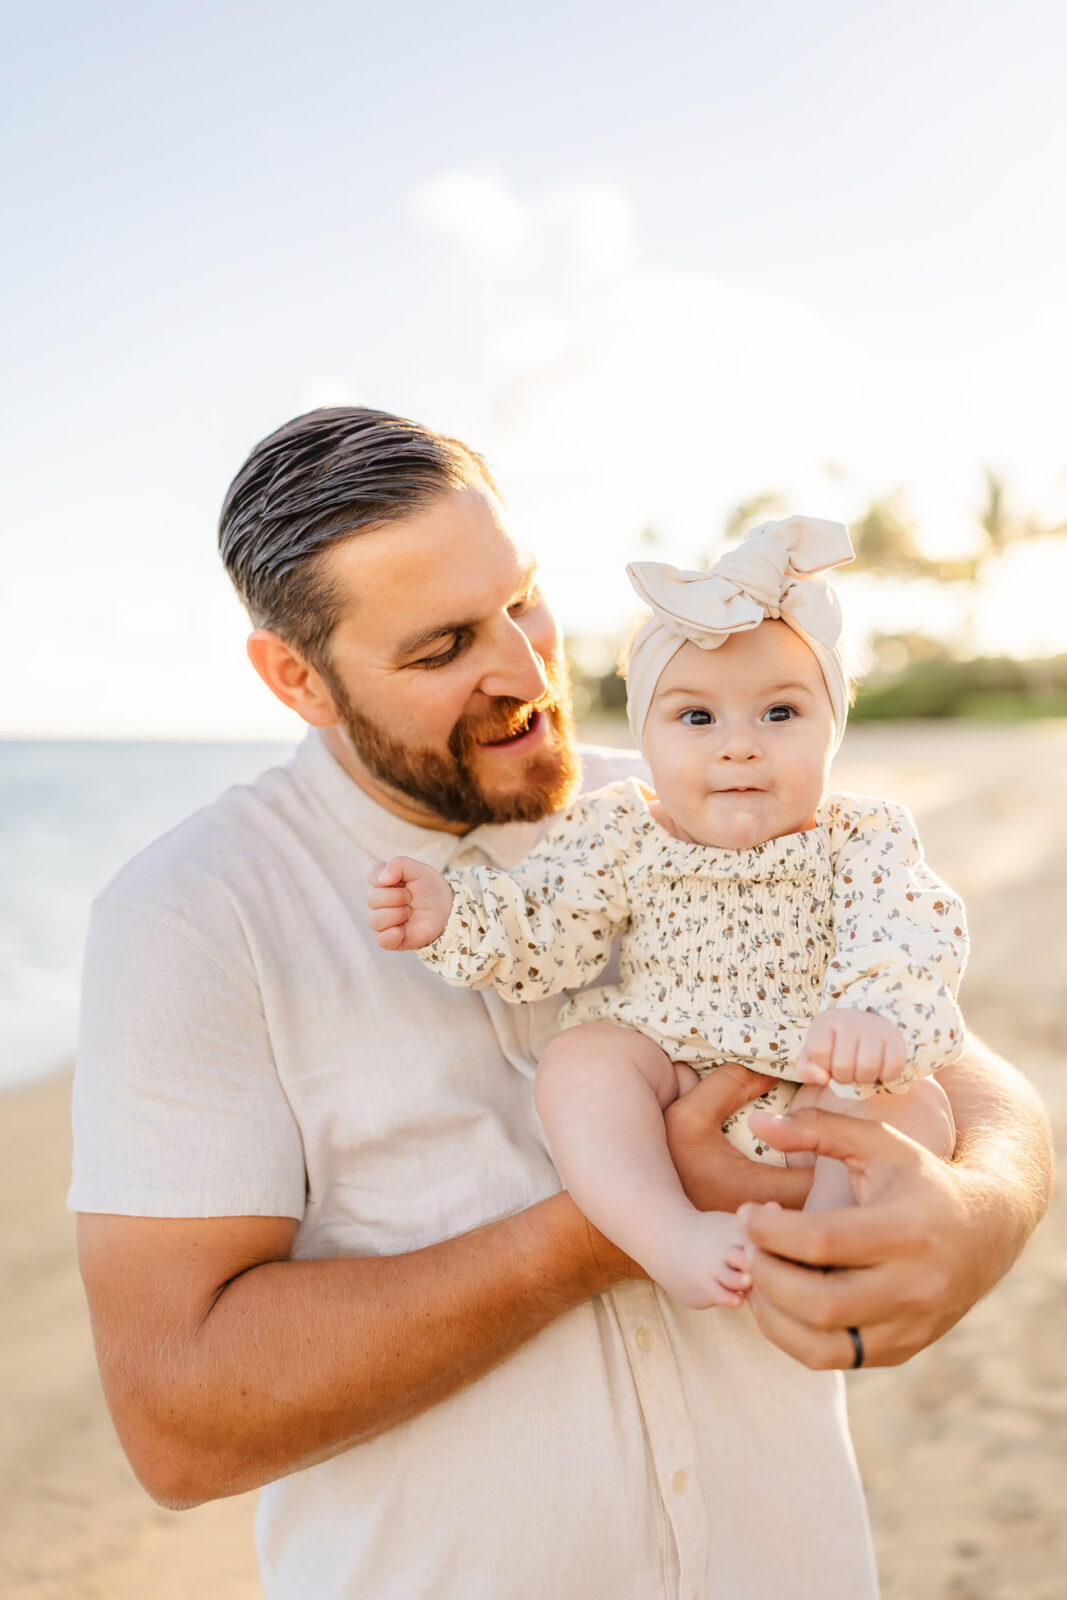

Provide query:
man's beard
left=325, top=659, right=583, bottom=829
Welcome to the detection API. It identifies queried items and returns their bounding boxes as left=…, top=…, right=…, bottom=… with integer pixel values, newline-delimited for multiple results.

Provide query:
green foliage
left=852, top=654, right=1067, bottom=721
left=849, top=497, right=937, bottom=579
left=722, top=492, right=784, bottom=544
left=568, top=642, right=1067, bottom=725
left=566, top=635, right=629, bottom=723
left=567, top=466, right=1067, bottom=726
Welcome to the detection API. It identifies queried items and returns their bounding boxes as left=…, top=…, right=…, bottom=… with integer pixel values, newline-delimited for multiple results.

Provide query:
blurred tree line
left=566, top=472, right=1067, bottom=725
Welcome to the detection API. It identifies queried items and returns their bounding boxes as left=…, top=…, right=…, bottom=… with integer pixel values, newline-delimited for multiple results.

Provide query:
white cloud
left=410, top=172, right=531, bottom=272
left=412, top=172, right=857, bottom=632
left=409, top=171, right=1067, bottom=650
left=410, top=171, right=636, bottom=294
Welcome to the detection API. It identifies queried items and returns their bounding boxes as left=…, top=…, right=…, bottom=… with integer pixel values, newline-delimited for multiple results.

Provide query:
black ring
left=846, top=1326, right=864, bottom=1369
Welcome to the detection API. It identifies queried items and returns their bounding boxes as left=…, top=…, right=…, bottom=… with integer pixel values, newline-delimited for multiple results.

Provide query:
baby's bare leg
left=535, top=1022, right=749, bottom=1309
left=799, top=1076, right=956, bottom=1213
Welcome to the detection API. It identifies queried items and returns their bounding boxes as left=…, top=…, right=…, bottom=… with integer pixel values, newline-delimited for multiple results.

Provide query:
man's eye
left=417, top=637, right=463, bottom=669
left=763, top=703, right=797, bottom=723
left=680, top=709, right=714, bottom=727
left=508, top=590, right=537, bottom=618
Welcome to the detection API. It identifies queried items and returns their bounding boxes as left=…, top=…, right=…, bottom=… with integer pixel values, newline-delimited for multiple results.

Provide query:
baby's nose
left=717, top=725, right=762, bottom=760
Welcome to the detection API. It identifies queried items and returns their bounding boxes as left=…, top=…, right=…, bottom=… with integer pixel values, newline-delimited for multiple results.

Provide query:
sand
left=1, top=721, right=1064, bottom=1598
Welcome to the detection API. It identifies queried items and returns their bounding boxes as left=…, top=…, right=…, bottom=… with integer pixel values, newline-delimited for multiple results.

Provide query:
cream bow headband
left=625, top=515, right=855, bottom=755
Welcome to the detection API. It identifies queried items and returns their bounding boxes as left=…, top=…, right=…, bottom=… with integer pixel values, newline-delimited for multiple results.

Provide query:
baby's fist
left=796, top=1008, right=909, bottom=1087
left=366, top=856, right=453, bottom=951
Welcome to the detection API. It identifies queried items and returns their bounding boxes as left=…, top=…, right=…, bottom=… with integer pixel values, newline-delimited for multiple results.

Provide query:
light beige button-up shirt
left=71, top=731, right=878, bottom=1599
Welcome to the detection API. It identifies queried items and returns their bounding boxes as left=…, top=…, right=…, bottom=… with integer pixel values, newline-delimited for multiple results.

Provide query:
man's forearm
left=80, top=1192, right=635, bottom=1509
left=82, top=1065, right=807, bottom=1510
left=941, top=1033, right=1054, bottom=1270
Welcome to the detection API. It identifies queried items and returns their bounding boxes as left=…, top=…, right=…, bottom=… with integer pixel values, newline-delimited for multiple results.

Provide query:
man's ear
left=246, top=630, right=339, bottom=727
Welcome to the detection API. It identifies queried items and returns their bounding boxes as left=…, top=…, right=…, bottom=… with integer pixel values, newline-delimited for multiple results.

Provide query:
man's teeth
left=486, top=711, right=536, bottom=744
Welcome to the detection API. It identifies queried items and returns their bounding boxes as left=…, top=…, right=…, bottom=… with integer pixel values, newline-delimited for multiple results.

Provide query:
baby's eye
left=680, top=708, right=714, bottom=727
left=762, top=703, right=797, bottom=723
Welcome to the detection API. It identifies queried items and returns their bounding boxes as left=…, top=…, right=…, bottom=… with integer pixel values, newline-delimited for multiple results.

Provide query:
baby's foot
left=634, top=1206, right=751, bottom=1310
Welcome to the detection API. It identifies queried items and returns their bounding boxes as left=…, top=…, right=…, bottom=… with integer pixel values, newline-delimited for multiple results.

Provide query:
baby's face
left=642, top=621, right=836, bottom=849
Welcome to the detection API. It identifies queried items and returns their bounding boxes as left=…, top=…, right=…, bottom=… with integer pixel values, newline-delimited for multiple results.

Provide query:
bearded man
left=72, top=407, right=1052, bottom=1600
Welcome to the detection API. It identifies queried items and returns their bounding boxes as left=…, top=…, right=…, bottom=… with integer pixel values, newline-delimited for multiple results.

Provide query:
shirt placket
left=610, top=1281, right=710, bottom=1600
left=452, top=828, right=709, bottom=1597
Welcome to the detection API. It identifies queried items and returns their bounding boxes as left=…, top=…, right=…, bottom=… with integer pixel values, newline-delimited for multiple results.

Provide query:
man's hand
left=664, top=1063, right=813, bottom=1213
left=367, top=856, right=454, bottom=950
left=796, top=1007, right=908, bottom=1087
left=738, top=1094, right=1041, bottom=1370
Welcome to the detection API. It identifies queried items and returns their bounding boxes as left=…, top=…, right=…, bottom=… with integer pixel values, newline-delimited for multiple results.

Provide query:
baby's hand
left=367, top=857, right=454, bottom=951
left=795, top=1008, right=909, bottom=1087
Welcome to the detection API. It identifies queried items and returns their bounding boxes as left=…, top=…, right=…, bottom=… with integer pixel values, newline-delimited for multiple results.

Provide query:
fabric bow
left=625, top=515, right=855, bottom=753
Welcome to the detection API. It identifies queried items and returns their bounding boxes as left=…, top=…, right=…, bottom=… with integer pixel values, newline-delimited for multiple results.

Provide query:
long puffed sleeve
left=418, top=785, right=636, bottom=1002
left=823, top=795, right=969, bottom=1080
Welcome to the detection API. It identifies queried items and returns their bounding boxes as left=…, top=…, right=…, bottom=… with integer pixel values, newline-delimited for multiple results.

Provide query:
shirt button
left=672, top=1470, right=689, bottom=1494
left=635, top=1326, right=654, bottom=1352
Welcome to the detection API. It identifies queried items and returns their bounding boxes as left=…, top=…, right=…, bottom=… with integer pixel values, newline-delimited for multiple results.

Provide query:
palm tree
left=848, top=497, right=937, bottom=581
left=723, top=492, right=785, bottom=544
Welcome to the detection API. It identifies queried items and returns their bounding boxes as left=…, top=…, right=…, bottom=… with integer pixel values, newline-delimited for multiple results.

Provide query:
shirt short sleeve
left=69, top=894, right=307, bottom=1219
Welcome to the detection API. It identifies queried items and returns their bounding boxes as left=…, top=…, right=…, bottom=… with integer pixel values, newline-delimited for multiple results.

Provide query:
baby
left=367, top=517, right=968, bottom=1310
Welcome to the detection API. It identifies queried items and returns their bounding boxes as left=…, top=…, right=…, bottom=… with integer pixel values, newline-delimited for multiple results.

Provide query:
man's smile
left=478, top=707, right=541, bottom=748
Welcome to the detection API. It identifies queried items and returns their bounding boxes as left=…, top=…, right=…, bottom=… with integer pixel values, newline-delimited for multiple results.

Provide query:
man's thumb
left=689, top=1064, right=779, bottom=1121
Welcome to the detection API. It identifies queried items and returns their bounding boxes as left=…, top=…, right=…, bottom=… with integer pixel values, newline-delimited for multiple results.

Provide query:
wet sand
left=1, top=721, right=1063, bottom=1598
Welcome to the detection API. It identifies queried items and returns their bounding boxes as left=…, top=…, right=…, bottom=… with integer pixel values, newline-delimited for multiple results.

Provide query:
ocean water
left=0, top=740, right=296, bottom=1092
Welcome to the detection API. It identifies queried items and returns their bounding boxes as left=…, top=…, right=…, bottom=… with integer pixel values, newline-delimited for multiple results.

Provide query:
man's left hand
left=663, top=1064, right=813, bottom=1214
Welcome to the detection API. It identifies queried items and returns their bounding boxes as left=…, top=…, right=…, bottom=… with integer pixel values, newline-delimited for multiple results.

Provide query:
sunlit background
left=3, top=0, right=1067, bottom=741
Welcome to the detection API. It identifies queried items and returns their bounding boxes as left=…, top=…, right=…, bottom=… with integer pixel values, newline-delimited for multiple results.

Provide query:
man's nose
left=478, top=619, right=549, bottom=703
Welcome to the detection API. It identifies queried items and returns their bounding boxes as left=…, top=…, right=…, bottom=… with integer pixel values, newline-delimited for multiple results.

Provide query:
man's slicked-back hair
left=219, top=406, right=498, bottom=664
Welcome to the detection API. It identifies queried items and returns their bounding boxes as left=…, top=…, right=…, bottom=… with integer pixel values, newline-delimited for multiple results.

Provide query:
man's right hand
left=664, top=1063, right=814, bottom=1213
left=367, top=856, right=454, bottom=950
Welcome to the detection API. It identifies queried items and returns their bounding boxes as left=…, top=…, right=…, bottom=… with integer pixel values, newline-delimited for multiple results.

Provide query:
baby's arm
left=367, top=785, right=636, bottom=1001
left=815, top=795, right=970, bottom=1086
left=367, top=857, right=454, bottom=951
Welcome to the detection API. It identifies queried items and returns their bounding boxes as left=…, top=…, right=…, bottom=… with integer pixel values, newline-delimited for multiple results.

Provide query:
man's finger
left=738, top=1197, right=909, bottom=1269
left=747, top=1106, right=918, bottom=1172
left=745, top=1289, right=874, bottom=1371
left=679, top=1065, right=779, bottom=1124
left=744, top=1246, right=900, bottom=1333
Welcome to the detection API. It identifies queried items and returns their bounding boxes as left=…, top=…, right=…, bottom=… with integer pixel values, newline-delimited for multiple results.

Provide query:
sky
left=3, top=0, right=1067, bottom=738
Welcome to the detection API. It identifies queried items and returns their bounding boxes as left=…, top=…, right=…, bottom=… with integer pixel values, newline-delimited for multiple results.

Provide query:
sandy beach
left=2, top=721, right=1064, bottom=1599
